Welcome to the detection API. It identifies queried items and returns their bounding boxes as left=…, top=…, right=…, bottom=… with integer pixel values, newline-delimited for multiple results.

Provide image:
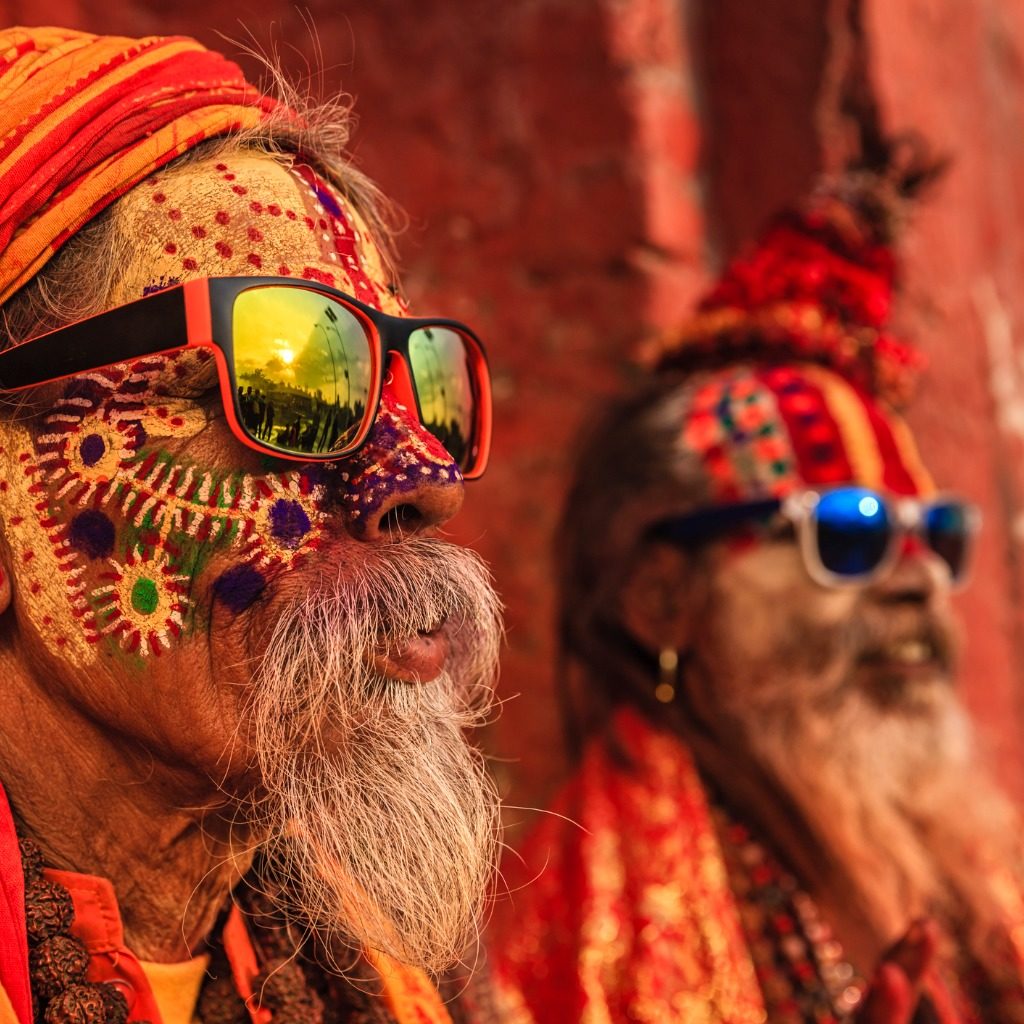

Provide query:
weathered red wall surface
left=698, top=0, right=1024, bottom=802
left=862, top=0, right=1024, bottom=798
left=3, top=0, right=1024, bottom=818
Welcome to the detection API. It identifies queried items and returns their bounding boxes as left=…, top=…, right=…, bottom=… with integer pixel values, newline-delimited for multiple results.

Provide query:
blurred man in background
left=495, top=153, right=1024, bottom=1023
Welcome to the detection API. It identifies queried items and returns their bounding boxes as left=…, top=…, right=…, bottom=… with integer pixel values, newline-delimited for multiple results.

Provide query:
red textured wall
left=3, top=0, right=1024, bottom=817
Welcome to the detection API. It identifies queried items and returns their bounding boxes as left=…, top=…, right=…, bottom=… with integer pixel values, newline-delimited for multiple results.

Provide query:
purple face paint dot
left=269, top=499, right=312, bottom=549
left=213, top=564, right=267, bottom=614
left=128, top=421, right=147, bottom=448
left=68, top=510, right=116, bottom=560
left=78, top=434, right=106, bottom=467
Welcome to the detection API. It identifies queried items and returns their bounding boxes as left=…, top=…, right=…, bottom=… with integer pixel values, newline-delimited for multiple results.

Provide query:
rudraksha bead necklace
left=21, top=836, right=136, bottom=1024
left=18, top=834, right=327, bottom=1024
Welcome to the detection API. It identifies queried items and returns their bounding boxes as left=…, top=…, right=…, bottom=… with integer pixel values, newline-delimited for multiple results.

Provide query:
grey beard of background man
left=615, top=463, right=1014, bottom=967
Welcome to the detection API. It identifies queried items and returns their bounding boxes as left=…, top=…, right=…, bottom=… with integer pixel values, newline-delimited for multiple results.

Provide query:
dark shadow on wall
left=691, top=0, right=830, bottom=263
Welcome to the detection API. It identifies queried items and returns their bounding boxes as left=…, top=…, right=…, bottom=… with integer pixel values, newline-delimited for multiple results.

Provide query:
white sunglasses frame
left=779, top=487, right=982, bottom=590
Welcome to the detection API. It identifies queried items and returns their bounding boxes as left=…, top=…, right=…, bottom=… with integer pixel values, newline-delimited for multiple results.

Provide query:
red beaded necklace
left=711, top=806, right=868, bottom=1022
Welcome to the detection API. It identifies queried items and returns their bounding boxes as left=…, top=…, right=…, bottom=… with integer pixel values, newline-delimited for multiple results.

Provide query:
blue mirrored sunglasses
left=649, top=486, right=981, bottom=589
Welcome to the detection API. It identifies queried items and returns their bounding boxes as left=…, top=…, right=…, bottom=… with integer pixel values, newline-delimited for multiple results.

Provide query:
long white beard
left=727, top=677, right=1022, bottom=946
left=242, top=538, right=502, bottom=974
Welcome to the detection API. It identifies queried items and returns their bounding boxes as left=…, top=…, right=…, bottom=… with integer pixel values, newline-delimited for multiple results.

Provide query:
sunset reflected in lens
left=233, top=286, right=373, bottom=456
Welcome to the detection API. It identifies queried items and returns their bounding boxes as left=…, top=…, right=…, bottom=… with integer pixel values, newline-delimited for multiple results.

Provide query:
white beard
left=242, top=538, right=502, bottom=974
left=726, top=676, right=1022, bottom=949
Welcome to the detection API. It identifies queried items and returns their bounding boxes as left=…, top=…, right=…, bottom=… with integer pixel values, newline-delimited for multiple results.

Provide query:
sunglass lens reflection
left=407, top=326, right=476, bottom=469
left=814, top=487, right=891, bottom=577
left=232, top=287, right=374, bottom=455
left=925, top=501, right=971, bottom=580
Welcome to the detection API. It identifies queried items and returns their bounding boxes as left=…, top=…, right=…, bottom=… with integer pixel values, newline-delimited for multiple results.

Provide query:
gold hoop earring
left=655, top=647, right=679, bottom=704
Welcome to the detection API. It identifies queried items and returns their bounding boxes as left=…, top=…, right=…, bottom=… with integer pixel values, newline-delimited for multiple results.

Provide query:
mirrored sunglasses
left=0, top=277, right=492, bottom=478
left=649, top=486, right=980, bottom=588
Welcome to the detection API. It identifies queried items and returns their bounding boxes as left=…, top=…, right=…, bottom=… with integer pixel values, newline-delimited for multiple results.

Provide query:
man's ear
left=617, top=541, right=703, bottom=655
left=0, top=560, right=12, bottom=616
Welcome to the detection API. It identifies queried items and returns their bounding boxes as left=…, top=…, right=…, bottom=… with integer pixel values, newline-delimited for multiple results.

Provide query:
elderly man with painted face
left=494, top=160, right=1024, bottom=1023
left=0, top=28, right=502, bottom=1024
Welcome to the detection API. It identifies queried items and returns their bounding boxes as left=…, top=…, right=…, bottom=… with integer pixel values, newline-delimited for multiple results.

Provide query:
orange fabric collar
left=50, top=867, right=453, bottom=1024
left=49, top=867, right=260, bottom=1024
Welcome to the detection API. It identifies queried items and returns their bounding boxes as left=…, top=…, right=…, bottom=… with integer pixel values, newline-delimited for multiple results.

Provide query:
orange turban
left=0, top=27, right=279, bottom=305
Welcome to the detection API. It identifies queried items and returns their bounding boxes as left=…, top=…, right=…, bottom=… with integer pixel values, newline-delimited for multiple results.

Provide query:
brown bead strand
left=253, top=957, right=325, bottom=1023
left=195, top=944, right=248, bottom=1024
left=44, top=984, right=113, bottom=1024
left=20, top=836, right=133, bottom=1024
left=237, top=879, right=327, bottom=1024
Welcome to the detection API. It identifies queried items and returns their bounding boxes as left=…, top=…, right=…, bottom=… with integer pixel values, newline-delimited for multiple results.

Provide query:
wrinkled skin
left=2, top=152, right=465, bottom=788
left=694, top=531, right=956, bottom=719
left=623, top=522, right=957, bottom=727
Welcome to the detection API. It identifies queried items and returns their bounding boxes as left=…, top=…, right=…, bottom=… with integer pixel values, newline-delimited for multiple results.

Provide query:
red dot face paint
left=122, top=154, right=405, bottom=318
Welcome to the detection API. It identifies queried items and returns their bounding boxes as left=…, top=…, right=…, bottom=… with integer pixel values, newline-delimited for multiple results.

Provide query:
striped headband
left=681, top=362, right=933, bottom=503
left=0, top=27, right=279, bottom=306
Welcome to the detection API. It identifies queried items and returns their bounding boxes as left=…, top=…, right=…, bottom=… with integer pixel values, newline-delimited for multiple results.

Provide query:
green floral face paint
left=5, top=355, right=329, bottom=664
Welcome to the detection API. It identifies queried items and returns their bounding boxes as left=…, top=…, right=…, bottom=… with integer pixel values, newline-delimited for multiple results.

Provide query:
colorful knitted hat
left=642, top=169, right=935, bottom=502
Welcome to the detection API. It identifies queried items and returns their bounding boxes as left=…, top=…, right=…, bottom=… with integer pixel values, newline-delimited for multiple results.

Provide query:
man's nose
left=334, top=355, right=464, bottom=541
left=871, top=532, right=949, bottom=603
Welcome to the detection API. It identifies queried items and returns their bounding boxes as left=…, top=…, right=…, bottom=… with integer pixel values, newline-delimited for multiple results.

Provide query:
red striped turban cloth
left=0, top=27, right=279, bottom=305
left=637, top=169, right=934, bottom=504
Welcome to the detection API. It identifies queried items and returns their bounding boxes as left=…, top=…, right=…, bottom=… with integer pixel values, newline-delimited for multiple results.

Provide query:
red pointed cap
left=641, top=170, right=926, bottom=407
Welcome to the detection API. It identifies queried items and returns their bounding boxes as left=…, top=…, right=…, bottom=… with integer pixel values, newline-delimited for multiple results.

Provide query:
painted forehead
left=681, top=363, right=934, bottom=503
left=107, top=152, right=403, bottom=316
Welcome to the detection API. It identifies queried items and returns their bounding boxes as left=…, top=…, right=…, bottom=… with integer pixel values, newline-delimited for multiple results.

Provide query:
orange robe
left=493, top=708, right=1024, bottom=1023
left=495, top=709, right=766, bottom=1023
